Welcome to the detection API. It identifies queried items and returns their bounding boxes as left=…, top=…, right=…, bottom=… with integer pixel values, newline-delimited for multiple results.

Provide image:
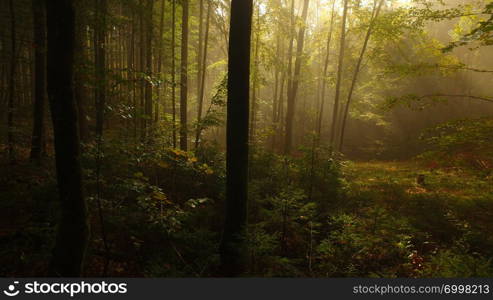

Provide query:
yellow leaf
left=152, top=191, right=167, bottom=201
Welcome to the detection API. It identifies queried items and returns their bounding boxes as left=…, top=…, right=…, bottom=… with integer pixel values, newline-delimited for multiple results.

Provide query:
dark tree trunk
left=46, top=0, right=89, bottom=277
left=179, top=0, right=189, bottom=150
left=74, top=1, right=89, bottom=143
left=0, top=12, right=5, bottom=108
left=219, top=0, right=253, bottom=277
left=171, top=0, right=177, bottom=147
left=94, top=0, right=107, bottom=137
left=156, top=0, right=166, bottom=123
left=284, top=0, right=310, bottom=155
left=194, top=1, right=211, bottom=150
left=284, top=0, right=295, bottom=121
left=139, top=0, right=145, bottom=137
left=30, top=0, right=47, bottom=162
left=7, top=0, right=16, bottom=163
left=196, top=0, right=204, bottom=122
left=144, top=0, right=154, bottom=137
left=130, top=9, right=138, bottom=140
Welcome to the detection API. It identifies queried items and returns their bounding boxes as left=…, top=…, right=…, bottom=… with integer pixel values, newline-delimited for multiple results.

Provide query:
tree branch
left=419, top=94, right=493, bottom=104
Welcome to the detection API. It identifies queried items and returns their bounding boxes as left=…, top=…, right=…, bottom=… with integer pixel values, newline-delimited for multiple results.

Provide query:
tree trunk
left=194, top=1, right=211, bottom=150
left=139, top=0, right=145, bottom=137
left=180, top=0, right=189, bottom=151
left=171, top=0, right=177, bottom=148
left=249, top=4, right=260, bottom=142
left=338, top=0, right=384, bottom=152
left=284, top=0, right=310, bottom=155
left=144, top=0, right=154, bottom=137
left=0, top=13, right=6, bottom=108
left=7, top=0, right=16, bottom=163
left=94, top=0, right=107, bottom=138
left=270, top=16, right=282, bottom=151
left=30, top=0, right=47, bottom=162
left=329, top=0, right=348, bottom=149
left=196, top=0, right=204, bottom=124
left=46, top=0, right=89, bottom=276
left=316, top=0, right=336, bottom=140
left=156, top=0, right=166, bottom=123
left=74, top=0, right=89, bottom=142
left=219, top=0, right=253, bottom=277
left=130, top=9, right=138, bottom=140
left=284, top=0, right=295, bottom=123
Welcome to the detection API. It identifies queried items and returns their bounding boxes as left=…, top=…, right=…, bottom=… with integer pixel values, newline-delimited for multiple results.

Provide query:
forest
left=0, top=0, right=492, bottom=277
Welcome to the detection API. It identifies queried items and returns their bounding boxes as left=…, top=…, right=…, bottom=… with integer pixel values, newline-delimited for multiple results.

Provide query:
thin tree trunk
left=171, top=0, right=177, bottom=147
left=139, top=0, right=145, bottom=137
left=275, top=19, right=287, bottom=147
left=284, top=0, right=310, bottom=155
left=180, top=0, right=189, bottom=151
left=338, top=0, right=384, bottom=151
left=249, top=4, right=260, bottom=142
left=274, top=70, right=285, bottom=150
left=7, top=0, right=16, bottom=163
left=220, top=0, right=253, bottom=277
left=74, top=0, right=89, bottom=142
left=30, top=0, right=47, bottom=162
left=194, top=0, right=211, bottom=150
left=0, top=12, right=6, bottom=108
left=329, top=0, right=348, bottom=149
left=196, top=0, right=204, bottom=122
left=46, top=0, right=89, bottom=276
left=285, top=0, right=295, bottom=114
left=144, top=0, right=154, bottom=137
left=316, top=0, right=336, bottom=140
left=156, top=0, right=165, bottom=123
left=130, top=10, right=138, bottom=140
left=94, top=0, right=107, bottom=137
left=270, top=19, right=281, bottom=151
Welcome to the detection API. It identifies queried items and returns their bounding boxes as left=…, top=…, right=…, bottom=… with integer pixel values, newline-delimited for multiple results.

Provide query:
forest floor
left=344, top=160, right=493, bottom=245
left=1, top=158, right=492, bottom=276
left=337, top=160, right=493, bottom=276
left=345, top=160, right=493, bottom=227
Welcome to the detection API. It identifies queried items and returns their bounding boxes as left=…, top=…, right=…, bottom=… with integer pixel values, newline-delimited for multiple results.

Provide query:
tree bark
left=46, top=0, right=89, bottom=277
left=220, top=0, right=253, bottom=277
left=74, top=0, right=89, bottom=142
left=284, top=0, right=310, bottom=155
left=180, top=0, right=189, bottom=150
left=7, top=0, right=16, bottom=163
left=144, top=0, right=154, bottom=137
left=338, top=0, right=384, bottom=152
left=194, top=1, right=211, bottom=150
left=94, top=0, right=107, bottom=138
left=329, top=0, right=348, bottom=149
left=249, top=4, right=260, bottom=142
left=156, top=0, right=166, bottom=123
left=316, top=0, right=336, bottom=140
left=196, top=0, right=204, bottom=124
left=30, top=0, right=47, bottom=162
left=171, top=0, right=177, bottom=147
